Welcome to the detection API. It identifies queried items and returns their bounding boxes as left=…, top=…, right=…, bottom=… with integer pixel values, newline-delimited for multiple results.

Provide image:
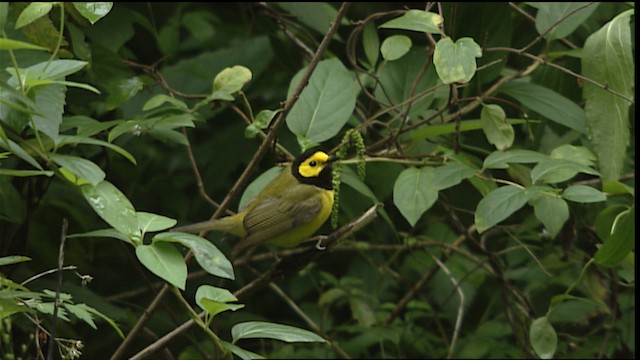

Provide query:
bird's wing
left=239, top=191, right=323, bottom=247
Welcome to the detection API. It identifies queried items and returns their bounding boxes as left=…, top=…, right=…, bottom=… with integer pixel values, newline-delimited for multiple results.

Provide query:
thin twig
left=46, top=218, right=67, bottom=360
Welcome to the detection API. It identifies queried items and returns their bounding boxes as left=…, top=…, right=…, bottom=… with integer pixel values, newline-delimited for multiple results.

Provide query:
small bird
left=173, top=150, right=336, bottom=256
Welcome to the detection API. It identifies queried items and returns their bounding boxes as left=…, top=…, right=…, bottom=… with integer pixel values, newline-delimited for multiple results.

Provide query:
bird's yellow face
left=297, top=151, right=331, bottom=178
left=292, top=150, right=334, bottom=190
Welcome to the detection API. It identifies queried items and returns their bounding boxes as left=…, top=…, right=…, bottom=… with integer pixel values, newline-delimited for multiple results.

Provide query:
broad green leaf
left=195, top=285, right=244, bottom=317
left=583, top=10, right=634, bottom=181
left=239, top=166, right=282, bottom=211
left=105, top=77, right=145, bottom=110
left=431, top=162, right=476, bottom=191
left=380, top=35, right=412, bottom=61
left=135, top=242, right=187, bottom=290
left=67, top=228, right=133, bottom=245
left=483, top=149, right=549, bottom=170
left=379, top=9, right=442, bottom=34
left=475, top=185, right=528, bottom=233
left=480, top=104, right=513, bottom=150
left=549, top=144, right=596, bottom=167
left=212, top=65, right=252, bottom=97
left=412, top=118, right=530, bottom=142
left=231, top=321, right=326, bottom=344
left=58, top=135, right=136, bottom=165
left=49, top=153, right=105, bottom=186
left=286, top=58, right=358, bottom=146
left=137, top=212, right=177, bottom=234
left=31, top=84, right=65, bottom=144
left=530, top=316, right=557, bottom=359
left=393, top=167, right=438, bottom=226
left=500, top=81, right=586, bottom=133
left=154, top=232, right=234, bottom=280
left=528, top=187, right=569, bottom=238
left=562, top=185, right=606, bottom=203
left=529, top=2, right=599, bottom=41
left=15, top=2, right=53, bottom=29
left=0, top=256, right=31, bottom=267
left=602, top=180, right=634, bottom=196
left=73, top=2, right=113, bottom=24
left=0, top=38, right=49, bottom=51
left=362, top=21, right=380, bottom=68
left=530, top=159, right=599, bottom=184
left=81, top=181, right=139, bottom=239
left=433, top=37, right=482, bottom=84
left=594, top=206, right=634, bottom=268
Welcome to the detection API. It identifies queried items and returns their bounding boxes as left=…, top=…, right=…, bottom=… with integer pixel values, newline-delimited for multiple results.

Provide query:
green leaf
left=379, top=9, right=442, bottom=34
left=362, top=21, right=380, bottom=68
left=500, top=81, right=586, bottom=133
left=0, top=255, right=31, bottom=267
left=221, top=341, right=265, bottom=360
left=0, top=38, right=49, bottom=51
left=549, top=144, right=596, bottom=167
left=231, top=321, right=326, bottom=344
left=483, top=149, right=549, bottom=170
left=480, top=104, right=513, bottom=150
left=245, top=109, right=279, bottom=139
left=212, top=65, right=252, bottom=97
left=67, top=228, right=133, bottom=245
left=0, top=169, right=53, bottom=177
left=64, top=303, right=96, bottom=329
left=375, top=48, right=443, bottom=120
left=49, top=153, right=105, bottom=186
left=529, top=2, right=598, bottom=41
left=431, top=162, right=476, bottom=190
left=82, top=304, right=125, bottom=338
left=142, top=94, right=188, bottom=111
left=276, top=2, right=343, bottom=36
left=475, top=185, right=528, bottom=233
left=594, top=205, right=627, bottom=241
left=72, top=2, right=113, bottom=24
left=154, top=232, right=234, bottom=280
left=137, top=212, right=177, bottom=234
left=7, top=60, right=89, bottom=83
left=530, top=159, right=599, bottom=184
left=582, top=10, right=634, bottom=181
left=195, top=285, right=244, bottom=317
left=31, top=84, right=65, bottom=144
left=0, top=178, right=27, bottom=223
left=433, top=37, right=482, bottom=84
left=136, top=242, right=187, bottom=290
left=393, top=167, right=438, bottom=226
left=530, top=316, right=557, bottom=359
left=594, top=206, right=634, bottom=268
left=58, top=135, right=137, bottom=165
left=286, top=58, right=358, bottom=145
left=15, top=2, right=53, bottom=29
left=80, top=181, right=139, bottom=239
left=562, top=185, right=606, bottom=203
left=528, top=186, right=569, bottom=238
left=380, top=35, right=412, bottom=61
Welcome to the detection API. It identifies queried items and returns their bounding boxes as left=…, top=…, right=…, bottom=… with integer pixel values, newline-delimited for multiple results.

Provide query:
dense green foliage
left=1, top=2, right=635, bottom=359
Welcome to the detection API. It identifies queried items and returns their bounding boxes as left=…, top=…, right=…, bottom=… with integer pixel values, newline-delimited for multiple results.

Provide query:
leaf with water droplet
left=81, top=181, right=138, bottom=238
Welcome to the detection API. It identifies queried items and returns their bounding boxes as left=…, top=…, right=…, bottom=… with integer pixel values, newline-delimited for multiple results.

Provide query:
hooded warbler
left=174, top=150, right=336, bottom=255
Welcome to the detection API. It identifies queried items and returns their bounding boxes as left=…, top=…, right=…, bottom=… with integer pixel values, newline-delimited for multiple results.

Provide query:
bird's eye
left=309, top=161, right=317, bottom=167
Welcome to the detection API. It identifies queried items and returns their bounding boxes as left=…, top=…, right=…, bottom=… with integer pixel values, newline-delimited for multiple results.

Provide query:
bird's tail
left=172, top=213, right=246, bottom=237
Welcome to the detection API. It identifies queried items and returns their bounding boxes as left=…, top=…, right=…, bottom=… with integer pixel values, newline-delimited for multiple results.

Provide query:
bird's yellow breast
left=266, top=189, right=334, bottom=247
